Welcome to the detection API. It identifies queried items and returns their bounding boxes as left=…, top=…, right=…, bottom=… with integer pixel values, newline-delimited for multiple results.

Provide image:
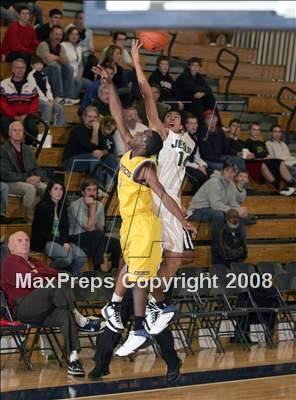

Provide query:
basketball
left=139, top=31, right=169, bottom=52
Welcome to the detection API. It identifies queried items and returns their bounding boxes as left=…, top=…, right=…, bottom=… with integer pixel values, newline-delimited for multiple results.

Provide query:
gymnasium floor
left=1, top=340, right=295, bottom=399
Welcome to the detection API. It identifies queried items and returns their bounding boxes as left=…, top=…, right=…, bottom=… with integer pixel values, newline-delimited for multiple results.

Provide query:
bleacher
left=1, top=0, right=295, bottom=274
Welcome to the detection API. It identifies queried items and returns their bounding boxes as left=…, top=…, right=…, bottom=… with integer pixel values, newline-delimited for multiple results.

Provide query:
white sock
left=112, top=293, right=123, bottom=303
left=69, top=350, right=79, bottom=363
left=73, top=308, right=88, bottom=327
left=148, top=294, right=157, bottom=303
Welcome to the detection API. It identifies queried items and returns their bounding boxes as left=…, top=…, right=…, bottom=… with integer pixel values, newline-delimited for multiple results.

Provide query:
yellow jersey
left=118, top=150, right=156, bottom=219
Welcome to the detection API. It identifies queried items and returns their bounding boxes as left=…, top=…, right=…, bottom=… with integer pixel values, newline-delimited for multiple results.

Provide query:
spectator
left=68, top=178, right=121, bottom=272
left=99, top=32, right=132, bottom=67
left=113, top=107, right=148, bottom=156
left=0, top=5, right=38, bottom=64
left=148, top=55, right=183, bottom=112
left=0, top=121, right=47, bottom=220
left=100, top=116, right=117, bottom=155
left=65, top=10, right=97, bottom=81
left=0, top=1, right=17, bottom=26
left=211, top=209, right=247, bottom=266
left=100, top=45, right=130, bottom=106
left=136, top=84, right=170, bottom=126
left=31, top=180, right=87, bottom=276
left=36, top=25, right=79, bottom=105
left=0, top=58, right=39, bottom=144
left=61, top=27, right=92, bottom=98
left=0, top=182, right=9, bottom=223
left=63, top=106, right=118, bottom=190
left=1, top=231, right=102, bottom=377
left=184, top=114, right=209, bottom=193
left=245, top=122, right=295, bottom=195
left=80, top=63, right=115, bottom=113
left=234, top=170, right=248, bottom=204
left=266, top=124, right=296, bottom=181
left=208, top=32, right=233, bottom=47
left=90, top=84, right=111, bottom=116
left=27, top=55, right=65, bottom=126
left=174, top=57, right=217, bottom=125
left=198, top=112, right=231, bottom=172
left=36, top=8, right=63, bottom=42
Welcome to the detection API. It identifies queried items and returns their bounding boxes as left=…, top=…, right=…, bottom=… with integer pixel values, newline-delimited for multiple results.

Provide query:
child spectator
left=31, top=180, right=87, bottom=276
left=28, top=55, right=65, bottom=126
left=0, top=5, right=38, bottom=64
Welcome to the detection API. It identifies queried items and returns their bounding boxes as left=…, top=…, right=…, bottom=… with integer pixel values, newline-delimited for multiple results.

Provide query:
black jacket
left=148, top=69, right=175, bottom=101
left=31, top=198, right=70, bottom=251
left=174, top=68, right=212, bottom=101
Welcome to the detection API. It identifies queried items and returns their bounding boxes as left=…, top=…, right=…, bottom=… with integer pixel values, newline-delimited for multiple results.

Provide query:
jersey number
left=178, top=151, right=189, bottom=167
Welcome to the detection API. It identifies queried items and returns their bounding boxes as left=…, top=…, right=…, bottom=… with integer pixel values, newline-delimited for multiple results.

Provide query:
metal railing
left=276, top=86, right=296, bottom=133
left=216, top=48, right=240, bottom=110
left=23, top=114, right=49, bottom=159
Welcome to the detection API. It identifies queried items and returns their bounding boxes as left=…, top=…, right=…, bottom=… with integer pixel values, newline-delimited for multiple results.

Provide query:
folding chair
left=0, top=290, right=32, bottom=370
left=286, top=262, right=296, bottom=276
left=257, top=262, right=285, bottom=277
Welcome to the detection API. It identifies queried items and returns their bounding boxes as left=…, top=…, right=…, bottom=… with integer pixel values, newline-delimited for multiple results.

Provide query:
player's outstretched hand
left=131, top=39, right=142, bottom=64
left=183, top=221, right=197, bottom=239
left=91, top=65, right=112, bottom=84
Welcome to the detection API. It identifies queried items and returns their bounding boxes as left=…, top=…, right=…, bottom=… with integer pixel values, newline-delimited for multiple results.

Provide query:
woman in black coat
left=31, top=179, right=87, bottom=275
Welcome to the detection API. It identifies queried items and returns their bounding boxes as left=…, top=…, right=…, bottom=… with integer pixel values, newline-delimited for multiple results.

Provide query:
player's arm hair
left=137, top=164, right=186, bottom=225
left=133, top=61, right=167, bottom=140
left=109, top=82, right=132, bottom=152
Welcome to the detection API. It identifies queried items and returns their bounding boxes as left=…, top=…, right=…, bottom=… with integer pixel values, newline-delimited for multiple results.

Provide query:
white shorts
left=152, top=193, right=194, bottom=253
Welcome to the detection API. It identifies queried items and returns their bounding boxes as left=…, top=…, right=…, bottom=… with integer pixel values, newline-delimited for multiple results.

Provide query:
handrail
left=216, top=47, right=240, bottom=111
left=166, top=31, right=177, bottom=58
left=277, top=86, right=296, bottom=133
left=23, top=114, right=49, bottom=159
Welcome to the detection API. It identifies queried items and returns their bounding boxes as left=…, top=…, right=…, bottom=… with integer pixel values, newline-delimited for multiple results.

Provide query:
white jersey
left=152, top=130, right=195, bottom=252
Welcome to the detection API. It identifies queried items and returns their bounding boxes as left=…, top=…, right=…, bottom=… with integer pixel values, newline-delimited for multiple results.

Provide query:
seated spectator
left=0, top=182, right=9, bottom=223
left=100, top=116, right=117, bottom=155
left=80, top=63, right=115, bottom=113
left=28, top=55, right=65, bottom=126
left=198, top=112, right=231, bottom=172
left=234, top=170, right=248, bottom=204
left=12, top=1, right=43, bottom=26
left=0, top=1, right=17, bottom=26
left=184, top=114, right=209, bottom=193
left=245, top=122, right=295, bottom=195
left=0, top=58, right=39, bottom=144
left=136, top=84, right=170, bottom=126
left=90, top=84, right=111, bottom=116
left=36, top=26, right=79, bottom=105
left=0, top=121, right=47, bottom=220
left=100, top=45, right=130, bottom=107
left=31, top=180, right=87, bottom=276
left=61, top=27, right=92, bottom=98
left=211, top=209, right=247, bottom=266
left=174, top=57, right=217, bottom=125
left=68, top=179, right=121, bottom=272
left=65, top=10, right=97, bottom=81
left=63, top=107, right=118, bottom=190
left=99, top=32, right=133, bottom=68
left=36, top=8, right=63, bottom=42
left=113, top=107, right=148, bottom=156
left=0, top=5, right=38, bottom=64
left=266, top=124, right=296, bottom=181
left=148, top=55, right=183, bottom=112
left=1, top=231, right=102, bottom=377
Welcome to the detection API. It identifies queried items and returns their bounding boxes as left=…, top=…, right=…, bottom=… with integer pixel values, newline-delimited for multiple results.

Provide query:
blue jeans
left=39, top=99, right=65, bottom=125
left=45, top=241, right=87, bottom=276
left=64, top=153, right=119, bottom=189
left=44, top=63, right=75, bottom=99
left=206, top=156, right=245, bottom=173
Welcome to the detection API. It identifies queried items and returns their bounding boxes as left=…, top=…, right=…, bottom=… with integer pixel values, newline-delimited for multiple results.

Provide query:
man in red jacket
left=1, top=231, right=102, bottom=377
left=0, top=58, right=39, bottom=143
left=0, top=5, right=39, bottom=64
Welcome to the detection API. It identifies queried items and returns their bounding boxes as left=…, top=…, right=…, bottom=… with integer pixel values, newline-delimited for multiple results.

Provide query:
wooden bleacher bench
left=36, top=1, right=64, bottom=20
left=64, top=105, right=80, bottom=124
left=6, top=196, right=25, bottom=218
left=219, top=78, right=296, bottom=97
left=93, top=34, right=112, bottom=53
left=169, top=43, right=257, bottom=64
left=64, top=171, right=89, bottom=192
left=0, top=63, right=11, bottom=80
left=51, top=126, right=72, bottom=145
left=279, top=114, right=296, bottom=132
left=37, top=147, right=64, bottom=167
left=219, top=111, right=235, bottom=127
left=248, top=97, right=295, bottom=114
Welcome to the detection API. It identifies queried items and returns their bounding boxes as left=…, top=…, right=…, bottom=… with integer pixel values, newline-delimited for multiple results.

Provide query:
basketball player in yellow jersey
left=92, top=65, right=196, bottom=355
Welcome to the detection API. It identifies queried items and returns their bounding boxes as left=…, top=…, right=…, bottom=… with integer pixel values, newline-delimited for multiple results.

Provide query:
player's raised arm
left=131, top=39, right=167, bottom=140
left=92, top=65, right=132, bottom=152
left=136, top=164, right=197, bottom=237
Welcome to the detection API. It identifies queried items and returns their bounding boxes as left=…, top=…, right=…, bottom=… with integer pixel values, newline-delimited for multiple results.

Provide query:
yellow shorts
left=120, top=214, right=162, bottom=282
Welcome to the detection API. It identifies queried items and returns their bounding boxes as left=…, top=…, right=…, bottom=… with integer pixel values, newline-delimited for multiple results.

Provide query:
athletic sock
left=69, top=350, right=79, bottom=363
left=111, top=293, right=123, bottom=303
left=134, top=316, right=145, bottom=330
left=73, top=308, right=88, bottom=327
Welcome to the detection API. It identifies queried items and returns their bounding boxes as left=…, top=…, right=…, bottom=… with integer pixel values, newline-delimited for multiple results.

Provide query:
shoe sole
left=115, top=337, right=148, bottom=357
left=68, top=371, right=85, bottom=377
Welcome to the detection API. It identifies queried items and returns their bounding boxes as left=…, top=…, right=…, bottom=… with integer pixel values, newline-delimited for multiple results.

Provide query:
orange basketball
left=139, top=31, right=169, bottom=52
